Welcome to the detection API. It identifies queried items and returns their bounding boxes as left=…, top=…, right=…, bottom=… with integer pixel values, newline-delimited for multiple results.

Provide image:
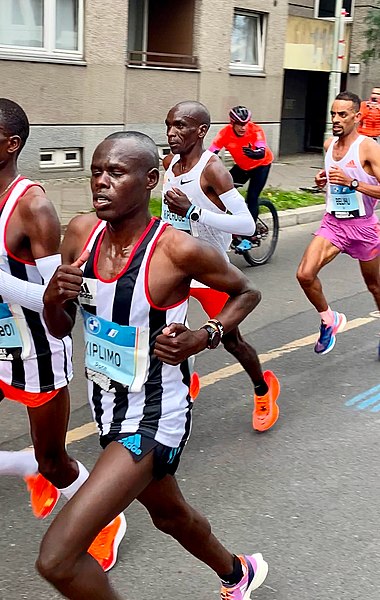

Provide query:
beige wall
left=0, top=0, right=128, bottom=125
left=347, top=4, right=380, bottom=100
left=195, top=0, right=288, bottom=123
left=124, top=69, right=200, bottom=128
left=2, top=0, right=288, bottom=175
left=123, top=0, right=287, bottom=156
left=288, top=0, right=314, bottom=19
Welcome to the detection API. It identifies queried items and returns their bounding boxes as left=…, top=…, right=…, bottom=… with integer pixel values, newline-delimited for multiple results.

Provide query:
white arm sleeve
left=0, top=254, right=61, bottom=313
left=0, top=270, right=45, bottom=312
left=198, top=188, right=255, bottom=236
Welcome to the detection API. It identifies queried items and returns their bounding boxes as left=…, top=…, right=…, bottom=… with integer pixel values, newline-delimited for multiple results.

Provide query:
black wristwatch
left=190, top=207, right=201, bottom=221
left=349, top=179, right=359, bottom=190
left=200, top=324, right=222, bottom=349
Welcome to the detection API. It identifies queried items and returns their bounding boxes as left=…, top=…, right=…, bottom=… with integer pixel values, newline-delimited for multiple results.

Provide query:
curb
left=277, top=205, right=325, bottom=229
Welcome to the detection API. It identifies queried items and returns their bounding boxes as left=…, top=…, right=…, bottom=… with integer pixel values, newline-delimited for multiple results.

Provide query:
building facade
left=280, top=0, right=380, bottom=154
left=1, top=0, right=377, bottom=179
left=0, top=0, right=288, bottom=179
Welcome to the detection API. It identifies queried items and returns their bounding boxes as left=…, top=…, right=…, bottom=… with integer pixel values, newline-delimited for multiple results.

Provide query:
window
left=157, top=146, right=171, bottom=161
left=0, top=0, right=84, bottom=60
left=230, top=10, right=267, bottom=74
left=39, top=148, right=83, bottom=170
left=315, top=0, right=353, bottom=19
left=127, top=0, right=198, bottom=69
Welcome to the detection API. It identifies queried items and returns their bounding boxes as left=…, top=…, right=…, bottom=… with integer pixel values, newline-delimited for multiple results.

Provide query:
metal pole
left=324, top=0, right=344, bottom=140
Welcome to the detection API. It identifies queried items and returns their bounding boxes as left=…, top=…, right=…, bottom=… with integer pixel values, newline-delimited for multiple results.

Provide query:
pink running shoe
left=220, top=554, right=268, bottom=599
left=314, top=311, right=347, bottom=355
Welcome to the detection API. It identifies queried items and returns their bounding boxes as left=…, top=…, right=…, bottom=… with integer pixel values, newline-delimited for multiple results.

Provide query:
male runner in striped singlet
left=297, top=91, right=380, bottom=356
left=162, top=101, right=280, bottom=432
left=0, top=98, right=125, bottom=571
left=37, top=131, right=269, bottom=600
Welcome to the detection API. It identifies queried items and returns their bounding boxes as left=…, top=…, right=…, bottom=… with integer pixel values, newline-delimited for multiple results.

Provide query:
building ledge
left=127, top=64, right=200, bottom=73
left=229, top=68, right=266, bottom=77
left=0, top=53, right=86, bottom=66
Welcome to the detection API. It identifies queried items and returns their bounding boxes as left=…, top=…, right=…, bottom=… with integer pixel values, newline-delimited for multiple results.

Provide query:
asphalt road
left=1, top=221, right=380, bottom=600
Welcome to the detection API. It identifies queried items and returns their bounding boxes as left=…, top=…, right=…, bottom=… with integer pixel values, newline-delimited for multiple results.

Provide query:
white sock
left=0, top=450, right=38, bottom=477
left=58, top=460, right=89, bottom=500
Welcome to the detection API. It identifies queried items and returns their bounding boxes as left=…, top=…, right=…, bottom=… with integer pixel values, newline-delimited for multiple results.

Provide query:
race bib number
left=161, top=202, right=190, bottom=231
left=0, top=303, right=23, bottom=360
left=328, top=184, right=364, bottom=217
left=81, top=309, right=150, bottom=393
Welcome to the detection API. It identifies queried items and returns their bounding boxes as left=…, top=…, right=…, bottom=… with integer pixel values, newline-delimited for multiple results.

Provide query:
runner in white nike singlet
left=162, top=101, right=280, bottom=432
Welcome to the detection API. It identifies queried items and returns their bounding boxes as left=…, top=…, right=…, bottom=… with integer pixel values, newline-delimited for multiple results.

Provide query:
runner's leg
left=37, top=441, right=153, bottom=599
left=138, top=474, right=234, bottom=575
left=222, top=326, right=264, bottom=384
left=191, top=287, right=279, bottom=430
left=359, top=256, right=380, bottom=310
left=27, top=387, right=80, bottom=489
left=190, top=288, right=264, bottom=385
left=140, top=474, right=268, bottom=594
left=296, top=235, right=340, bottom=311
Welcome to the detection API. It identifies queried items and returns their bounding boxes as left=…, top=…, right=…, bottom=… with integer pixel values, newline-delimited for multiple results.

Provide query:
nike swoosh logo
left=180, top=179, right=194, bottom=185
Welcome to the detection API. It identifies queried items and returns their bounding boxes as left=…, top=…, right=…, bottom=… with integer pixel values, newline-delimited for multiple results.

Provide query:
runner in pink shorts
left=297, top=91, right=380, bottom=356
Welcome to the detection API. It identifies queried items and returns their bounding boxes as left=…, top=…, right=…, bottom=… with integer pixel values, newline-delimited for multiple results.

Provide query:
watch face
left=351, top=179, right=359, bottom=189
left=203, top=325, right=221, bottom=349
left=209, top=329, right=220, bottom=349
left=190, top=211, right=199, bottom=221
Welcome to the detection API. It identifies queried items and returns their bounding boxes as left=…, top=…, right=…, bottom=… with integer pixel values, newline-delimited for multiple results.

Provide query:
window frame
left=314, top=0, right=354, bottom=22
left=229, top=9, right=267, bottom=76
left=127, top=0, right=198, bottom=70
left=0, top=0, right=84, bottom=62
left=39, top=147, right=83, bottom=170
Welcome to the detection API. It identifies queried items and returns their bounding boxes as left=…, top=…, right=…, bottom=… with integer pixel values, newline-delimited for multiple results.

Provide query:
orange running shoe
left=189, top=371, right=200, bottom=401
left=252, top=370, right=280, bottom=432
left=24, top=473, right=61, bottom=519
left=88, top=513, right=127, bottom=572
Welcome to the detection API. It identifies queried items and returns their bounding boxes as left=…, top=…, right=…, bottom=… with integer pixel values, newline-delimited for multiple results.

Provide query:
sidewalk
left=42, top=153, right=326, bottom=229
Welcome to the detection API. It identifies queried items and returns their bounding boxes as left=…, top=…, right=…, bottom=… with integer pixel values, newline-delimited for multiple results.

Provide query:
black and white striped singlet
left=79, top=217, right=192, bottom=449
left=0, top=177, right=72, bottom=392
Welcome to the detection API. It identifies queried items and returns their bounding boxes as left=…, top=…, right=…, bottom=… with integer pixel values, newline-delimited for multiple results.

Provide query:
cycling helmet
left=229, top=105, right=251, bottom=124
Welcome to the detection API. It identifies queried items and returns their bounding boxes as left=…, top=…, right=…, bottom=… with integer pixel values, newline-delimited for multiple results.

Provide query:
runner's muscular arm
left=18, top=187, right=61, bottom=259
left=154, top=232, right=260, bottom=364
left=43, top=214, right=95, bottom=338
left=0, top=188, right=61, bottom=311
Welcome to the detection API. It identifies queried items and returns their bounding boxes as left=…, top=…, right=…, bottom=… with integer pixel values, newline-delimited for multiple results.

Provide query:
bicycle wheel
left=242, top=198, right=279, bottom=266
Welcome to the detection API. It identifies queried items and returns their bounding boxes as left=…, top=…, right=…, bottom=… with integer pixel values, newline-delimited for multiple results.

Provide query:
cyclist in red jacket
left=209, top=106, right=273, bottom=223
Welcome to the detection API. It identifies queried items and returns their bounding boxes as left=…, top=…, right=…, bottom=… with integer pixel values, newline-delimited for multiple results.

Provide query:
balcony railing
left=127, top=50, right=198, bottom=69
